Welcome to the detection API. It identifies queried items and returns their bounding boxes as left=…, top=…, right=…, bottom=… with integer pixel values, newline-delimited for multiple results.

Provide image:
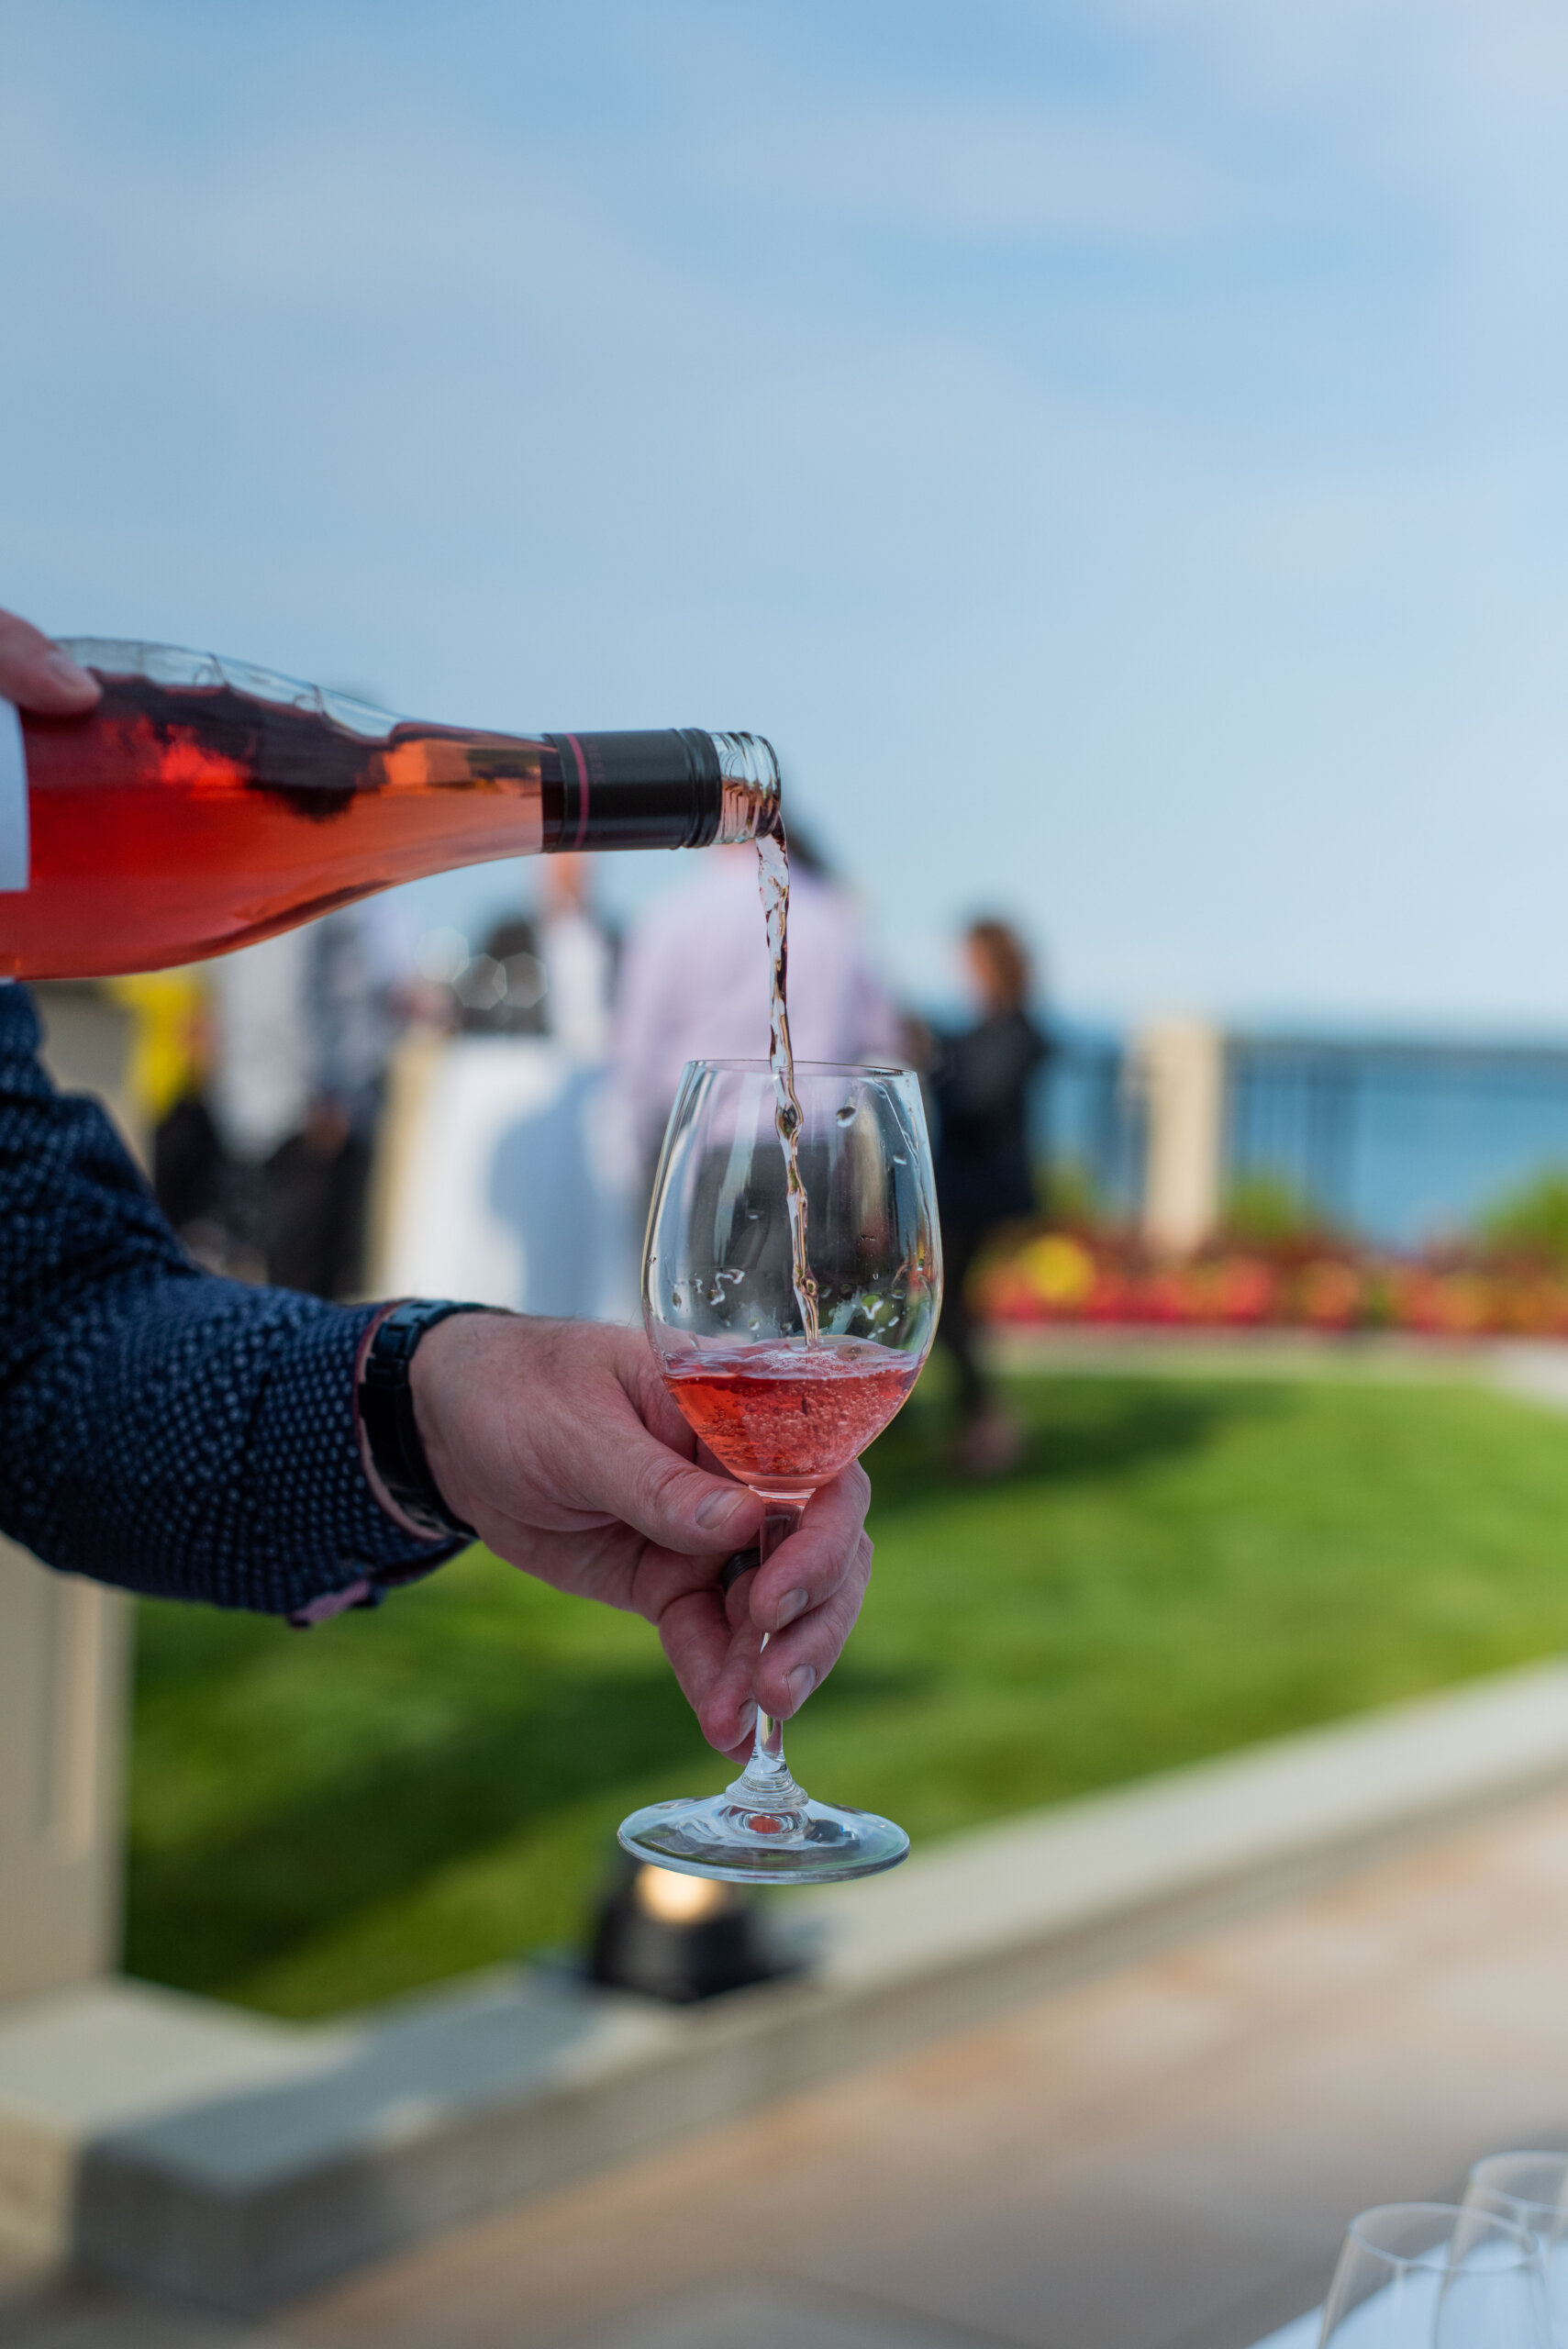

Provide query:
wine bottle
left=0, top=640, right=780, bottom=981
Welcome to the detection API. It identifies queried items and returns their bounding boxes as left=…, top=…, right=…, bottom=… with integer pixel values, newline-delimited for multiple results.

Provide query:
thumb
left=597, top=1419, right=763, bottom=1557
left=0, top=612, right=101, bottom=715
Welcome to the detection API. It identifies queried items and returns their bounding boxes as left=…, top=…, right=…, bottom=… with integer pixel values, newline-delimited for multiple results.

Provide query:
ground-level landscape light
left=588, top=1854, right=800, bottom=2004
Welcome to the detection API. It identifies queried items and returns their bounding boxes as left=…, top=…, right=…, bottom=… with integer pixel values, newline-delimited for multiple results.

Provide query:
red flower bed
left=975, top=1229, right=1568, bottom=1339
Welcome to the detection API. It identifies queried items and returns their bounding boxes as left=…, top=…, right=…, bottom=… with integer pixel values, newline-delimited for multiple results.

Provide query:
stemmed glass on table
left=617, top=1058, right=941, bottom=1885
left=1463, top=2153, right=1568, bottom=2344
left=1318, top=2203, right=1551, bottom=2347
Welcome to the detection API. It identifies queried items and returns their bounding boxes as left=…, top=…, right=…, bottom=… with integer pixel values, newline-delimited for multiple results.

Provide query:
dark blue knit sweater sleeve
left=0, top=984, right=447, bottom=1613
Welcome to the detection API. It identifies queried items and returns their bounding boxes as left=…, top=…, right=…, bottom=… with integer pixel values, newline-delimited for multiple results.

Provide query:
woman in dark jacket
left=931, top=919, right=1050, bottom=1474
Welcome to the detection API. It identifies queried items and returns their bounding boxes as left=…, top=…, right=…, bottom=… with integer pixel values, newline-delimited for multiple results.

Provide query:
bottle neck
left=711, top=730, right=782, bottom=847
left=540, top=729, right=779, bottom=853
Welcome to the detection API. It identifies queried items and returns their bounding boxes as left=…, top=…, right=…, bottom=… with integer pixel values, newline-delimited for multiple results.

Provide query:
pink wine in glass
left=665, top=1339, right=919, bottom=1492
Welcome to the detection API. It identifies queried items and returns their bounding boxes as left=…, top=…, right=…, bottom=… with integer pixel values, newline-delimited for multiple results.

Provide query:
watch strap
left=359, top=1299, right=490, bottom=1541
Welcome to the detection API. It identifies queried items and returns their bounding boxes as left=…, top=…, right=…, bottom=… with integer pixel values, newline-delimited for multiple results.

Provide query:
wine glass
left=1463, top=2154, right=1568, bottom=2343
left=1318, top=2203, right=1550, bottom=2347
left=617, top=1058, right=940, bottom=1885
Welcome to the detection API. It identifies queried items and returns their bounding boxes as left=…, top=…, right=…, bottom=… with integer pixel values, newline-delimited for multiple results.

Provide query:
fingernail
left=786, top=1664, right=816, bottom=1709
left=737, top=1701, right=757, bottom=1741
left=44, top=649, right=96, bottom=696
left=774, top=1587, right=809, bottom=1630
left=695, top=1485, right=747, bottom=1533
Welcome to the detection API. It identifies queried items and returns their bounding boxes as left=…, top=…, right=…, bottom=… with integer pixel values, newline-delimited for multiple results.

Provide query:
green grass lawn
left=125, top=1366, right=1568, bottom=2018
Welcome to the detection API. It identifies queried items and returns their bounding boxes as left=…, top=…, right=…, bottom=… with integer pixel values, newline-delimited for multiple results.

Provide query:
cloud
left=1119, top=0, right=1568, bottom=239
left=698, top=92, right=1225, bottom=249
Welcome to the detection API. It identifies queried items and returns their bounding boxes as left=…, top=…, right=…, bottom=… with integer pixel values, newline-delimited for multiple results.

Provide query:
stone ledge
left=6, top=1659, right=1568, bottom=2313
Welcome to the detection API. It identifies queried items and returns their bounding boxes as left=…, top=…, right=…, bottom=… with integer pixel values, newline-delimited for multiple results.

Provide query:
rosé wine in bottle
left=0, top=640, right=779, bottom=981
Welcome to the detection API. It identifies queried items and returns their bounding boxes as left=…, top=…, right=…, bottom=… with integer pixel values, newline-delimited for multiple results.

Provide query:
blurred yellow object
left=1018, top=1232, right=1096, bottom=1307
left=105, top=970, right=209, bottom=1127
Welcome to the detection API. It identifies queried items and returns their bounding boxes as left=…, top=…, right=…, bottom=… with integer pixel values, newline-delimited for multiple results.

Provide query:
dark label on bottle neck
left=542, top=729, right=722, bottom=852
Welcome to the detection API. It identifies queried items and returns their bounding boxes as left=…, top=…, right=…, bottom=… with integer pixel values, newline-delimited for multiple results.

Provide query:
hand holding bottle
left=0, top=608, right=100, bottom=714
left=406, top=1312, right=875, bottom=1761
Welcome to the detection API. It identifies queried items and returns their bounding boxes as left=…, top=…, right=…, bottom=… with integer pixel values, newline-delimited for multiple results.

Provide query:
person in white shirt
left=539, top=852, right=616, bottom=1064
left=210, top=901, right=411, bottom=1295
left=614, top=834, right=901, bottom=1179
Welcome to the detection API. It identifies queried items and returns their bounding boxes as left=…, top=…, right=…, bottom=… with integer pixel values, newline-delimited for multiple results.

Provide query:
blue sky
left=6, top=0, right=1568, bottom=1027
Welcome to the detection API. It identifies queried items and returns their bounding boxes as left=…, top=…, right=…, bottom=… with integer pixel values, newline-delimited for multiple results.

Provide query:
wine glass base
left=617, top=1792, right=910, bottom=1886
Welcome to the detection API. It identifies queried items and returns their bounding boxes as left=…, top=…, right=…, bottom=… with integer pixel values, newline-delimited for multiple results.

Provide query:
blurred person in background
left=539, top=852, right=617, bottom=1063
left=614, top=825, right=901, bottom=1194
left=211, top=899, right=413, bottom=1297
left=108, top=967, right=228, bottom=1261
left=453, top=908, right=548, bottom=1037
left=930, top=918, right=1051, bottom=1476
left=436, top=857, right=616, bottom=1053
left=485, top=853, right=628, bottom=1317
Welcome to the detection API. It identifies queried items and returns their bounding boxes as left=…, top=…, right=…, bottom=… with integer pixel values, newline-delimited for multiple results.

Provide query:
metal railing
left=1041, top=1031, right=1145, bottom=1221
left=1038, top=1029, right=1568, bottom=1248
left=1224, top=1035, right=1568, bottom=1247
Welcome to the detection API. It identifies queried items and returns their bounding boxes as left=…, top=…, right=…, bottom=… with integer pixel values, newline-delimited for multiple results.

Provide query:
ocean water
left=1040, top=1027, right=1568, bottom=1251
left=1224, top=1037, right=1568, bottom=1248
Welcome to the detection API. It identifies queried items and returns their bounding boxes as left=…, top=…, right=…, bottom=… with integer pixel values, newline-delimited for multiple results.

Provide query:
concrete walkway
left=11, top=1783, right=1568, bottom=2349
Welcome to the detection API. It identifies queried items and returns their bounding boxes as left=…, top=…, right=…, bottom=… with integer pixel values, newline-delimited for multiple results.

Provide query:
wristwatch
left=358, top=1299, right=490, bottom=1541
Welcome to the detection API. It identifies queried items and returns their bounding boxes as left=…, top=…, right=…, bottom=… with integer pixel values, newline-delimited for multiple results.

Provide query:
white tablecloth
left=1251, top=2317, right=1319, bottom=2349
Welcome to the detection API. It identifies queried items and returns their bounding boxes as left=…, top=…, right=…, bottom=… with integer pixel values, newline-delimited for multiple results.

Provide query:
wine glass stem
left=734, top=1499, right=806, bottom=1806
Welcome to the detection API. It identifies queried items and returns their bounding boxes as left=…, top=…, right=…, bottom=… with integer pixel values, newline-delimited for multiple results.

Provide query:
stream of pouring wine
left=758, top=829, right=820, bottom=1347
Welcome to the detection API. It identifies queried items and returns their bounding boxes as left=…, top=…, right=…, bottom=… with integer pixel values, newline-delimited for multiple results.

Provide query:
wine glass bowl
left=1463, top=2154, right=1568, bottom=2344
left=618, top=1059, right=940, bottom=1885
left=644, top=1060, right=938, bottom=1490
left=1318, top=2203, right=1551, bottom=2347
